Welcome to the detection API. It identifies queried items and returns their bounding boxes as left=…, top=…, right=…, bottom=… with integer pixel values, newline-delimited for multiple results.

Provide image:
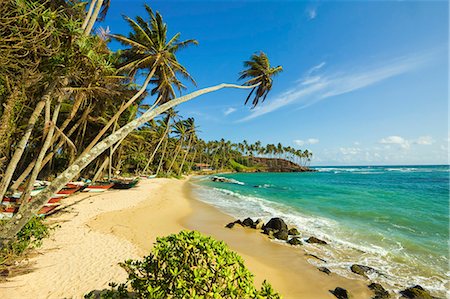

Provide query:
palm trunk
left=0, top=83, right=257, bottom=245
left=83, top=0, right=103, bottom=36
left=178, top=136, right=192, bottom=176
left=81, top=0, right=97, bottom=30
left=79, top=68, right=157, bottom=158
left=92, top=156, right=109, bottom=182
left=167, top=139, right=183, bottom=175
left=19, top=97, right=62, bottom=205
left=0, top=82, right=56, bottom=200
left=142, top=119, right=170, bottom=174
left=188, top=149, right=198, bottom=173
left=156, top=137, right=169, bottom=176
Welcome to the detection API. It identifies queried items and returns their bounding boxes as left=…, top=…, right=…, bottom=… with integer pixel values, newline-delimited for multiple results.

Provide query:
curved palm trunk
left=19, top=97, right=62, bottom=204
left=79, top=68, right=156, bottom=157
left=0, top=82, right=56, bottom=200
left=178, top=136, right=193, bottom=176
left=142, top=117, right=170, bottom=174
left=0, top=83, right=257, bottom=245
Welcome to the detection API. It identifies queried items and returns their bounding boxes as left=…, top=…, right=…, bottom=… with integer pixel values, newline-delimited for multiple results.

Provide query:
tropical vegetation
left=85, top=231, right=281, bottom=298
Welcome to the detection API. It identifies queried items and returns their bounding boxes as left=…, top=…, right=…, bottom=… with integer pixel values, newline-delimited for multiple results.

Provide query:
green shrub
left=86, top=231, right=281, bottom=299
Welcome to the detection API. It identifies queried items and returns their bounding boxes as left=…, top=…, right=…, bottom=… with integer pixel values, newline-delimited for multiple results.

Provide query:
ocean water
left=191, top=165, right=449, bottom=297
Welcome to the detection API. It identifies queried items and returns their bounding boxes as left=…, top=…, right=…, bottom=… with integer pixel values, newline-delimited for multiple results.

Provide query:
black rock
left=306, top=236, right=327, bottom=245
left=242, top=217, right=254, bottom=227
left=318, top=267, right=331, bottom=275
left=305, top=253, right=327, bottom=263
left=400, top=285, right=433, bottom=299
left=264, top=217, right=288, bottom=232
left=288, top=228, right=300, bottom=235
left=273, top=230, right=289, bottom=240
left=350, top=264, right=380, bottom=278
left=329, top=287, right=349, bottom=299
left=287, top=237, right=302, bottom=245
left=368, top=283, right=389, bottom=299
left=251, top=218, right=264, bottom=229
left=225, top=219, right=242, bottom=229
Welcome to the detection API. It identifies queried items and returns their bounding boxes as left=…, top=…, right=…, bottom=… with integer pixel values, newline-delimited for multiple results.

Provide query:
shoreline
left=0, top=177, right=374, bottom=298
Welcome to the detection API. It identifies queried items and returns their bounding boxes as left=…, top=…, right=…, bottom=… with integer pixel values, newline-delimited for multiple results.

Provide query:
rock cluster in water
left=225, top=216, right=439, bottom=299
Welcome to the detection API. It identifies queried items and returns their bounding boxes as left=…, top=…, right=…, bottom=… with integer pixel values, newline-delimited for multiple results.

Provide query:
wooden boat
left=66, top=182, right=86, bottom=189
left=83, top=182, right=115, bottom=192
left=1, top=197, right=17, bottom=206
left=0, top=206, right=18, bottom=219
left=38, top=205, right=58, bottom=217
left=57, top=186, right=81, bottom=195
left=111, top=179, right=139, bottom=189
left=47, top=197, right=63, bottom=204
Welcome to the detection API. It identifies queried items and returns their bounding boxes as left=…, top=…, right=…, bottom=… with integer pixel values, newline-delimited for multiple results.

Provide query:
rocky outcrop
left=263, top=217, right=288, bottom=233
left=248, top=157, right=316, bottom=173
left=350, top=264, right=380, bottom=278
left=329, top=287, right=349, bottom=299
left=288, top=228, right=300, bottom=235
left=251, top=219, right=264, bottom=229
left=306, top=236, right=327, bottom=245
left=318, top=267, right=331, bottom=275
left=287, top=237, right=302, bottom=246
left=368, top=283, right=389, bottom=299
left=400, top=285, right=433, bottom=299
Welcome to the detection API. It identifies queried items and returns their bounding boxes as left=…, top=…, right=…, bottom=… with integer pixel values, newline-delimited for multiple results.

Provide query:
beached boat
left=83, top=182, right=115, bottom=192
left=57, top=186, right=81, bottom=195
left=1, top=197, right=17, bottom=206
left=38, top=205, right=59, bottom=217
left=0, top=206, right=18, bottom=219
left=111, top=179, right=139, bottom=189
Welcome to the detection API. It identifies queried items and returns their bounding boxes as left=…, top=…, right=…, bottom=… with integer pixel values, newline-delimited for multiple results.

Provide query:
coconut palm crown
left=239, top=52, right=283, bottom=108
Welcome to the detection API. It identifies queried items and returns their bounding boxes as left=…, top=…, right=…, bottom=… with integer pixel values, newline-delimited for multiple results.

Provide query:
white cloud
left=339, top=147, right=361, bottom=155
left=294, top=138, right=319, bottom=146
left=307, top=8, right=317, bottom=20
left=379, top=136, right=410, bottom=149
left=224, top=107, right=237, bottom=116
left=239, top=52, right=432, bottom=122
left=414, top=136, right=434, bottom=145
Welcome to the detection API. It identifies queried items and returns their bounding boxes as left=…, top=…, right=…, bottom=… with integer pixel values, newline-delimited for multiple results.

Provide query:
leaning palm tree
left=239, top=52, right=283, bottom=108
left=0, top=28, right=282, bottom=248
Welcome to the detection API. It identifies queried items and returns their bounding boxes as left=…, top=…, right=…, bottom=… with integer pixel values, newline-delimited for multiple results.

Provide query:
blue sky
left=102, top=0, right=448, bottom=166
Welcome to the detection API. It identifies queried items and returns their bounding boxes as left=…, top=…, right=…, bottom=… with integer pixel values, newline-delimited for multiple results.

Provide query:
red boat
left=83, top=183, right=115, bottom=192
left=1, top=197, right=17, bottom=205
left=38, top=205, right=58, bottom=216
left=57, top=186, right=81, bottom=195
left=47, top=197, right=63, bottom=204
left=0, top=206, right=18, bottom=219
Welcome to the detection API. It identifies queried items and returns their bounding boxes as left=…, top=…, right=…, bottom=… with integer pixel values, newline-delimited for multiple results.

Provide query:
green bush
left=86, top=231, right=281, bottom=299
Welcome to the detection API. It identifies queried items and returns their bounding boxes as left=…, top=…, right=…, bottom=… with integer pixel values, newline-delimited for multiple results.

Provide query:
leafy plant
left=85, top=231, right=281, bottom=298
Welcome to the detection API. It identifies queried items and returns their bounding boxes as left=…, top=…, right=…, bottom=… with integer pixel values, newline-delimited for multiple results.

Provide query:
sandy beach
left=0, top=178, right=374, bottom=298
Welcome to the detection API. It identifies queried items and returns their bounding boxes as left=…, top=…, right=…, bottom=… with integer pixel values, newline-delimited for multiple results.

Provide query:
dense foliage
left=85, top=231, right=281, bottom=299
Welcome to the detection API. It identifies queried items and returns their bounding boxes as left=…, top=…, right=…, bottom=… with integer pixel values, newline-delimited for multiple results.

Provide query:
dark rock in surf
left=263, top=218, right=288, bottom=234
left=287, top=237, right=302, bottom=246
left=368, top=283, right=389, bottom=299
left=242, top=217, right=254, bottom=227
left=225, top=219, right=243, bottom=229
left=318, top=267, right=331, bottom=275
left=288, top=228, right=300, bottom=235
left=329, top=287, right=349, bottom=299
left=400, top=285, right=433, bottom=299
left=350, top=264, right=380, bottom=278
left=306, top=236, right=327, bottom=245
left=274, top=230, right=289, bottom=241
left=305, top=253, right=327, bottom=263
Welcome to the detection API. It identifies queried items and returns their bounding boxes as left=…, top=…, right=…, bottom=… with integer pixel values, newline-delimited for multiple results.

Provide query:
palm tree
left=239, top=52, right=283, bottom=108
left=178, top=118, right=197, bottom=176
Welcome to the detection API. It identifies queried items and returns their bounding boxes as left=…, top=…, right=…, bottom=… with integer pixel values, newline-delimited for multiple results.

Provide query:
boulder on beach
left=288, top=228, right=300, bottom=235
left=287, top=237, right=302, bottom=246
left=263, top=217, right=288, bottom=233
left=368, top=282, right=389, bottom=299
left=399, top=285, right=433, bottom=299
left=225, top=220, right=242, bottom=229
left=318, top=267, right=331, bottom=275
left=242, top=217, right=254, bottom=227
left=306, top=236, right=327, bottom=245
left=274, top=230, right=289, bottom=241
left=329, top=287, right=349, bottom=299
left=350, top=264, right=380, bottom=278
left=251, top=218, right=264, bottom=230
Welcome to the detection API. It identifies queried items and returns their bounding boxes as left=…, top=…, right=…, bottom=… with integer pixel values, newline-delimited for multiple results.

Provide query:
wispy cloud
left=294, top=138, right=320, bottom=146
left=307, top=7, right=317, bottom=20
left=239, top=52, right=431, bottom=122
left=224, top=107, right=237, bottom=116
left=414, top=136, right=434, bottom=145
left=379, top=135, right=410, bottom=149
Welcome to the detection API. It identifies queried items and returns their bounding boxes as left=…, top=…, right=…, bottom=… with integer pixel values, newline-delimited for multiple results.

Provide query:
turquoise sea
left=192, top=165, right=449, bottom=297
